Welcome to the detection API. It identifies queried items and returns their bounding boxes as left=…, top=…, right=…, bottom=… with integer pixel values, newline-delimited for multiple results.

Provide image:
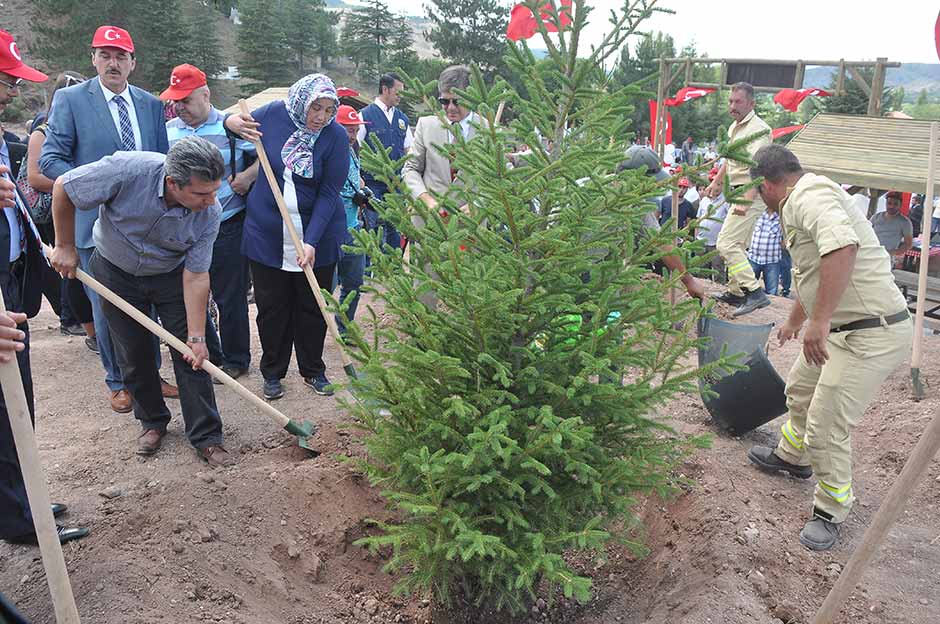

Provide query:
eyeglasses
left=0, top=77, right=23, bottom=90
left=437, top=97, right=460, bottom=108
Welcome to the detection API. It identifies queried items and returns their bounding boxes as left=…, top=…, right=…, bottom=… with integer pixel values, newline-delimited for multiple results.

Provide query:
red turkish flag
left=773, top=88, right=832, bottom=112
left=771, top=124, right=805, bottom=140
left=649, top=100, right=672, bottom=147
left=506, top=0, right=573, bottom=41
left=663, top=87, right=715, bottom=107
left=935, top=11, right=940, bottom=61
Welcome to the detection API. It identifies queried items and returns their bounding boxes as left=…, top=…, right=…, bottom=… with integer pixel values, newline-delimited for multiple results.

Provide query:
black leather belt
left=831, top=310, right=909, bottom=333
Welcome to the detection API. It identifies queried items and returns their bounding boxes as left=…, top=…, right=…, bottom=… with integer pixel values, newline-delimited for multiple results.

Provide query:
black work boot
left=732, top=288, right=771, bottom=317
left=800, top=509, right=842, bottom=551
left=747, top=445, right=813, bottom=479
left=711, top=290, right=746, bottom=306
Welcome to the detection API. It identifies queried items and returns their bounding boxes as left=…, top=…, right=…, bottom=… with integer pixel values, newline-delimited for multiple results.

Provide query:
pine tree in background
left=282, top=0, right=332, bottom=73
left=236, top=0, right=293, bottom=90
left=310, top=11, right=341, bottom=69
left=131, top=0, right=188, bottom=91
left=30, top=0, right=130, bottom=77
left=30, top=0, right=229, bottom=92
left=823, top=67, right=895, bottom=115
left=182, top=2, right=228, bottom=83
left=341, top=0, right=406, bottom=82
left=344, top=0, right=751, bottom=616
left=424, top=0, right=511, bottom=78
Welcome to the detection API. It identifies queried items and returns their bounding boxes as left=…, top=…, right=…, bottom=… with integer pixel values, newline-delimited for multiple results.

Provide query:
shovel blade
left=283, top=419, right=318, bottom=453
left=912, top=367, right=926, bottom=401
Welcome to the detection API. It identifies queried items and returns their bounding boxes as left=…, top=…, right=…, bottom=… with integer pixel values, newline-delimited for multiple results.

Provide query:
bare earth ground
left=1, top=288, right=938, bottom=624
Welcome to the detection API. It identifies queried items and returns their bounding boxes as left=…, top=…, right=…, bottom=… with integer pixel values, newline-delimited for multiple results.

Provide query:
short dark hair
left=731, top=82, right=755, bottom=100
left=379, top=73, right=402, bottom=94
left=750, top=145, right=803, bottom=182
left=165, top=136, right=226, bottom=187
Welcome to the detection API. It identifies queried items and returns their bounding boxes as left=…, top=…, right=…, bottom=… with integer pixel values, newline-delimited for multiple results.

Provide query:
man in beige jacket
left=403, top=64, right=480, bottom=213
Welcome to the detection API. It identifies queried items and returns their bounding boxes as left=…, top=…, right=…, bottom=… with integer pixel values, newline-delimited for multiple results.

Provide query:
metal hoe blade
left=283, top=419, right=318, bottom=453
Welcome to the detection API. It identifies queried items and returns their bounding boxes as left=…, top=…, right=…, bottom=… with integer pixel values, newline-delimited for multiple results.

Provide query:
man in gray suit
left=403, top=65, right=480, bottom=214
left=40, top=25, right=175, bottom=414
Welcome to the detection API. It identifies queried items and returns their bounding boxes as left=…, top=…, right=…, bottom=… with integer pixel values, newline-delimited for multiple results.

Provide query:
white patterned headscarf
left=281, top=73, right=340, bottom=178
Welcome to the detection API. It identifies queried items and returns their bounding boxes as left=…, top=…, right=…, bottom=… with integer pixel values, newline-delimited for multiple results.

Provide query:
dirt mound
left=2, top=293, right=938, bottom=624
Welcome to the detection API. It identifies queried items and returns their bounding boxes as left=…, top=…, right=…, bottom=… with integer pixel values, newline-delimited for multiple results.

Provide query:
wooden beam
left=867, top=57, right=888, bottom=117
left=847, top=65, right=872, bottom=98
left=836, top=60, right=846, bottom=96
left=794, top=61, right=805, bottom=89
left=663, top=57, right=899, bottom=69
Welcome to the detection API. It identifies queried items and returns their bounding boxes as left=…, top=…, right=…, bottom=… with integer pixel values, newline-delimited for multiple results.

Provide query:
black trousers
left=0, top=266, right=35, bottom=538
left=250, top=260, right=335, bottom=381
left=89, top=252, right=223, bottom=449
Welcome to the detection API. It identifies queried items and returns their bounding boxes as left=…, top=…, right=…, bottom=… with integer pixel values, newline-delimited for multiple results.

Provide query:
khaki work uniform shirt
left=726, top=110, right=771, bottom=186
left=781, top=173, right=907, bottom=327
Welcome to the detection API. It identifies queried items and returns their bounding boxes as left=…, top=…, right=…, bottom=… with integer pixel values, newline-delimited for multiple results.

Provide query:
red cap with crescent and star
left=160, top=64, right=207, bottom=101
left=0, top=30, right=48, bottom=82
left=92, top=26, right=135, bottom=53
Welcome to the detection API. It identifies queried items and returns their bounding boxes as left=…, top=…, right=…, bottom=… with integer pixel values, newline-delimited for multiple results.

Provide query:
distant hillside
left=804, top=63, right=940, bottom=101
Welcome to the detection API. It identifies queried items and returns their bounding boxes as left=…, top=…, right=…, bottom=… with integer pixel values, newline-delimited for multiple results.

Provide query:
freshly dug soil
left=1, top=290, right=937, bottom=624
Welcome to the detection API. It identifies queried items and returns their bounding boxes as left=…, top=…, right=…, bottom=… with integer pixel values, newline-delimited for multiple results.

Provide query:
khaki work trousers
left=774, top=318, right=912, bottom=522
left=715, top=195, right=765, bottom=296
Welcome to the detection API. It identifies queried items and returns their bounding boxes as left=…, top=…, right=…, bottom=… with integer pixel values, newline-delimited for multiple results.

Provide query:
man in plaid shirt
left=747, top=209, right=783, bottom=296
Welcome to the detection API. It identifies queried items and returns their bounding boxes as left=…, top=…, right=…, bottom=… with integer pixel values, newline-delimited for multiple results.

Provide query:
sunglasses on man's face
left=437, top=97, right=460, bottom=108
left=0, top=77, right=23, bottom=90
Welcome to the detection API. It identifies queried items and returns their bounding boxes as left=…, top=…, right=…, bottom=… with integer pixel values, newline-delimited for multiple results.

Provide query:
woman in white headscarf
left=226, top=74, right=349, bottom=401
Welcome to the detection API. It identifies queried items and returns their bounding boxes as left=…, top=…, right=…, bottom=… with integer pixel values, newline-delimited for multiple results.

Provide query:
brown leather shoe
left=137, top=429, right=165, bottom=455
left=198, top=445, right=234, bottom=468
left=161, top=379, right=179, bottom=399
left=110, top=390, right=132, bottom=413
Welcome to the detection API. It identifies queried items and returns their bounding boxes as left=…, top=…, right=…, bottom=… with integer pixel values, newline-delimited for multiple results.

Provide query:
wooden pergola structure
left=652, top=56, right=898, bottom=157
left=787, top=112, right=938, bottom=215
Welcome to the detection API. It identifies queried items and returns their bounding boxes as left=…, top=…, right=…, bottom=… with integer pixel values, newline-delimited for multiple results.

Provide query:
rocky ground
left=1, top=289, right=938, bottom=624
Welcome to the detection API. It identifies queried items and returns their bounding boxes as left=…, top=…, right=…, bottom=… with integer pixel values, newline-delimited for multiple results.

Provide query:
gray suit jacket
left=39, top=77, right=169, bottom=249
left=402, top=113, right=486, bottom=202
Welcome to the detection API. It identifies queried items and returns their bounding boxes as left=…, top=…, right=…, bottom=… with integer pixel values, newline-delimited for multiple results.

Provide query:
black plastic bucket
left=697, top=316, right=788, bottom=434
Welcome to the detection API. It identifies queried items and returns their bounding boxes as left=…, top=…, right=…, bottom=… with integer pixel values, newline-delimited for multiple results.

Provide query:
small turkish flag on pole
left=773, top=88, right=832, bottom=112
left=506, top=0, right=573, bottom=41
left=663, top=87, right=715, bottom=107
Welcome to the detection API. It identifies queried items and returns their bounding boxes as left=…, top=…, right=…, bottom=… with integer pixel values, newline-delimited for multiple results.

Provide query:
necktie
left=114, top=95, right=137, bottom=151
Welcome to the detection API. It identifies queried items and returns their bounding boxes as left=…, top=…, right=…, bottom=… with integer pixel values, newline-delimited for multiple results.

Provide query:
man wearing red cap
left=0, top=29, right=89, bottom=546
left=164, top=64, right=258, bottom=381
left=40, top=25, right=172, bottom=414
left=656, top=177, right=694, bottom=230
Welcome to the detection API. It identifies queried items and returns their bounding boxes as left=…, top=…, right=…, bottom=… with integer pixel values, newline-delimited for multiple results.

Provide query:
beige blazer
left=402, top=113, right=486, bottom=202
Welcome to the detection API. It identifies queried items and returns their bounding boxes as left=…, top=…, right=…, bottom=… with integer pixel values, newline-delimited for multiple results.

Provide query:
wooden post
left=867, top=57, right=888, bottom=117
left=654, top=57, right=668, bottom=158
left=911, top=121, right=938, bottom=398
left=669, top=189, right=679, bottom=305
left=866, top=189, right=884, bottom=220
left=835, top=60, right=845, bottom=96
left=0, top=292, right=81, bottom=623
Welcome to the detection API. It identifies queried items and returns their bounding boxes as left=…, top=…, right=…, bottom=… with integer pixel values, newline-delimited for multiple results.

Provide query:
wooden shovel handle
left=0, top=291, right=81, bottom=623
left=49, top=248, right=292, bottom=429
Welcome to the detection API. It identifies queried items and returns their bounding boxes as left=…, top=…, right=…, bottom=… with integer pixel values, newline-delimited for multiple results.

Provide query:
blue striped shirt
left=166, top=108, right=255, bottom=221
left=747, top=210, right=783, bottom=265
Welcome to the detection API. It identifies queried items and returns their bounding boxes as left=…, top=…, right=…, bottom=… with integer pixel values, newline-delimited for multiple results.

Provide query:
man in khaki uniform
left=706, top=82, right=772, bottom=317
left=745, top=145, right=912, bottom=551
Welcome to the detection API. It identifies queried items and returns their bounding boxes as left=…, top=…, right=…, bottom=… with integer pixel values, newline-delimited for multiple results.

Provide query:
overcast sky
left=399, top=0, right=940, bottom=64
